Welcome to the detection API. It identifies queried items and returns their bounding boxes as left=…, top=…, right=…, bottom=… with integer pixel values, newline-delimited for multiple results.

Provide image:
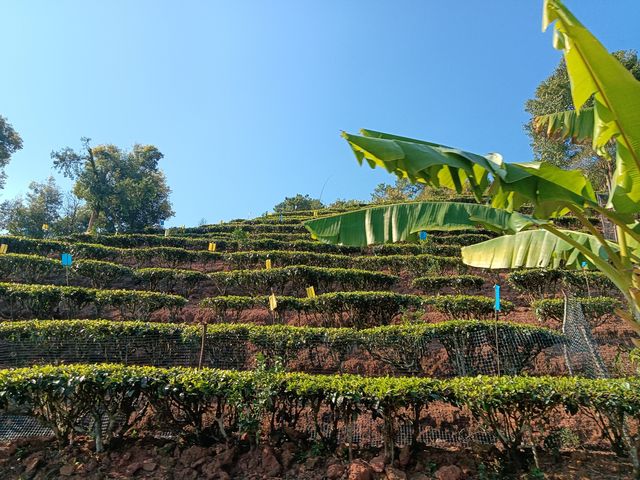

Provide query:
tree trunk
left=86, top=209, right=99, bottom=234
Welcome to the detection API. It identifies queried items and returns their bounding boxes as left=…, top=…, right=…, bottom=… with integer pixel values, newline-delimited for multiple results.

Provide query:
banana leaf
left=461, top=229, right=616, bottom=270
left=344, top=129, right=597, bottom=218
left=543, top=0, right=640, bottom=214
left=303, top=202, right=540, bottom=247
left=533, top=108, right=595, bottom=146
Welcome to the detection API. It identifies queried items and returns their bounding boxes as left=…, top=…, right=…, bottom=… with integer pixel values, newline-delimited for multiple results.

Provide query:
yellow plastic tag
left=208, top=242, right=217, bottom=252
left=265, top=259, right=272, bottom=270
left=42, top=224, right=49, bottom=231
left=0, top=244, right=7, bottom=254
left=313, top=210, right=319, bottom=217
left=269, top=293, right=278, bottom=311
left=306, top=286, right=316, bottom=298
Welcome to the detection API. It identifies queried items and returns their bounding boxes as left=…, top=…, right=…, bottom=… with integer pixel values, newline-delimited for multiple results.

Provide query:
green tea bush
left=423, top=295, right=513, bottom=319
left=532, top=297, right=622, bottom=327
left=507, top=269, right=564, bottom=299
left=508, top=269, right=617, bottom=299
left=134, top=268, right=209, bottom=296
left=0, top=254, right=135, bottom=289
left=207, top=265, right=398, bottom=295
left=201, top=291, right=419, bottom=328
left=352, top=254, right=463, bottom=275
left=0, top=364, right=636, bottom=465
left=0, top=236, right=66, bottom=256
left=412, top=275, right=484, bottom=293
left=0, top=283, right=186, bottom=320
left=0, top=319, right=561, bottom=377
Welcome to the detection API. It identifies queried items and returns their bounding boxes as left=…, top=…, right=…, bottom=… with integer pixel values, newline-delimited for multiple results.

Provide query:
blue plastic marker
left=61, top=253, right=73, bottom=267
left=419, top=231, right=428, bottom=241
left=581, top=261, right=588, bottom=269
left=494, top=284, right=501, bottom=312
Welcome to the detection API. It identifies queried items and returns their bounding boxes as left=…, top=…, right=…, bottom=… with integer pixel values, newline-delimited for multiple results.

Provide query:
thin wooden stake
left=198, top=322, right=208, bottom=369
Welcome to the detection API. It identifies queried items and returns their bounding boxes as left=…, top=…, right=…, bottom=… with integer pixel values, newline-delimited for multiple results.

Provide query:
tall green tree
left=51, top=138, right=174, bottom=233
left=0, top=115, right=23, bottom=190
left=272, top=194, right=324, bottom=213
left=525, top=51, right=640, bottom=190
left=0, top=177, right=63, bottom=237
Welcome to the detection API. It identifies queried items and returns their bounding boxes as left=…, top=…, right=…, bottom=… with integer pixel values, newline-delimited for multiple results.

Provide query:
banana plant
left=303, top=0, right=640, bottom=338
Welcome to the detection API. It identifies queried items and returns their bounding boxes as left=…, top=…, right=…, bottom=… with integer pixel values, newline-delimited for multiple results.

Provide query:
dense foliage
left=0, top=283, right=186, bottom=320
left=0, top=364, right=637, bottom=467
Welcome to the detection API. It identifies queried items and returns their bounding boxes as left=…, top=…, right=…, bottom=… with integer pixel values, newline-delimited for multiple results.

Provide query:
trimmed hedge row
left=532, top=297, right=622, bottom=326
left=223, top=250, right=462, bottom=273
left=200, top=292, right=512, bottom=324
left=412, top=275, right=485, bottom=293
left=202, top=291, right=420, bottom=328
left=0, top=319, right=562, bottom=377
left=177, top=223, right=309, bottom=234
left=207, top=266, right=399, bottom=296
left=0, top=254, right=133, bottom=288
left=0, top=364, right=637, bottom=470
left=0, top=283, right=186, bottom=321
left=424, top=295, right=514, bottom=319
left=0, top=253, right=464, bottom=298
left=0, top=237, right=465, bottom=269
left=508, top=269, right=616, bottom=298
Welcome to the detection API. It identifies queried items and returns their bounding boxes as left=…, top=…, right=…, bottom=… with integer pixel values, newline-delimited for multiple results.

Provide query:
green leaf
left=303, top=202, right=538, bottom=247
left=343, top=129, right=597, bottom=218
left=533, top=108, right=595, bottom=146
left=461, top=229, right=615, bottom=269
left=543, top=0, right=640, bottom=213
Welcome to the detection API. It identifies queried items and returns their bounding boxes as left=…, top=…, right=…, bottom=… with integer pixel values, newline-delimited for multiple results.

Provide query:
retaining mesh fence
left=0, top=298, right=634, bottom=445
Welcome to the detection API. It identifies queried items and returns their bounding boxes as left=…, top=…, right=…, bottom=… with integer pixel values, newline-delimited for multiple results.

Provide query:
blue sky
left=1, top=1, right=639, bottom=226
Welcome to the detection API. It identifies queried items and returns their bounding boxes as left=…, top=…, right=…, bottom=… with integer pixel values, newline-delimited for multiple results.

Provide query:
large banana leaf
left=461, top=229, right=615, bottom=269
left=344, top=129, right=597, bottom=217
left=543, top=0, right=640, bottom=214
left=533, top=108, right=595, bottom=146
left=303, top=202, right=540, bottom=247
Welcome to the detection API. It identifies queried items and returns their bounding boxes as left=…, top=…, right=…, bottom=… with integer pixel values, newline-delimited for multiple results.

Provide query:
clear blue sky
left=1, top=1, right=639, bottom=226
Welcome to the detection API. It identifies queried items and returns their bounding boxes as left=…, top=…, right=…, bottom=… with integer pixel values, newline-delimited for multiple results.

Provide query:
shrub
left=532, top=297, right=622, bottom=327
left=561, top=270, right=616, bottom=296
left=0, top=283, right=186, bottom=321
left=73, top=260, right=134, bottom=288
left=199, top=296, right=260, bottom=322
left=135, top=268, right=209, bottom=296
left=0, top=253, right=60, bottom=283
left=352, top=254, right=463, bottom=275
left=508, top=269, right=564, bottom=299
left=424, top=295, right=513, bottom=319
left=0, top=319, right=561, bottom=377
left=311, top=292, right=422, bottom=329
left=412, top=275, right=484, bottom=293
left=508, top=269, right=617, bottom=299
left=201, top=292, right=418, bottom=328
left=0, top=236, right=66, bottom=256
left=207, top=265, right=398, bottom=295
left=0, top=254, right=135, bottom=288
left=0, top=364, right=636, bottom=465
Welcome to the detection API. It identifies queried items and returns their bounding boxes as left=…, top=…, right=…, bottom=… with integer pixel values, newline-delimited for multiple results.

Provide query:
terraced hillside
left=0, top=206, right=637, bottom=479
